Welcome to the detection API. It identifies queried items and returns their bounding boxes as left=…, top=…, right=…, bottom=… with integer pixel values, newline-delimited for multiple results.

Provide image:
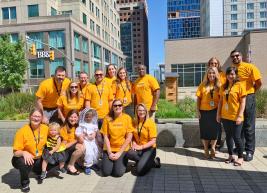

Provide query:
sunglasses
left=70, top=86, right=78, bottom=89
left=95, top=74, right=103, bottom=76
left=113, top=104, right=123, bottom=107
left=231, top=54, right=240, bottom=58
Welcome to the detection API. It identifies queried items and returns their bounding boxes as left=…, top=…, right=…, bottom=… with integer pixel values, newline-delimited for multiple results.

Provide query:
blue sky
left=147, top=0, right=167, bottom=74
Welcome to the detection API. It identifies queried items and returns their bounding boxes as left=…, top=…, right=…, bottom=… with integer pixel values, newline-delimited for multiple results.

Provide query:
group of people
left=197, top=50, right=262, bottom=166
left=12, top=64, right=161, bottom=192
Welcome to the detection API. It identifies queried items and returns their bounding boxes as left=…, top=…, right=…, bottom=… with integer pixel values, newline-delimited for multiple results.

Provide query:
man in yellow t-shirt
left=230, top=50, right=262, bottom=162
left=85, top=69, right=114, bottom=128
left=78, top=71, right=90, bottom=95
left=133, top=65, right=160, bottom=119
left=36, top=66, right=70, bottom=124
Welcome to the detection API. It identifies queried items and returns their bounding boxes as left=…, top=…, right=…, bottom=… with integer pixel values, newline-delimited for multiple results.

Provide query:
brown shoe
left=204, top=149, right=210, bottom=159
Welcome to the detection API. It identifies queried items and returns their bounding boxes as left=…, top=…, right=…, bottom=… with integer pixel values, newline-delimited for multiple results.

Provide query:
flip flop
left=67, top=168, right=80, bottom=175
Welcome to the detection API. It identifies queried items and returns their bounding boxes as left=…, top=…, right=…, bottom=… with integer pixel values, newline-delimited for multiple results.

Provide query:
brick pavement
left=1, top=147, right=267, bottom=193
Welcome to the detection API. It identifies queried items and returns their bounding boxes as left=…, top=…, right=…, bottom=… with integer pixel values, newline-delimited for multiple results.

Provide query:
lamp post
left=25, top=36, right=75, bottom=80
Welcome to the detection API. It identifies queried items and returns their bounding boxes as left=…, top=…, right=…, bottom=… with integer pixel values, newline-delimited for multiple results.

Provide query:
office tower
left=167, top=0, right=200, bottom=39
left=117, top=0, right=149, bottom=75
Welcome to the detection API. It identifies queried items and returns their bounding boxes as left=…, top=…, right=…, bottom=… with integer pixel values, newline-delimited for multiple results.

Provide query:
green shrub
left=256, top=89, right=267, bottom=118
left=0, top=92, right=35, bottom=120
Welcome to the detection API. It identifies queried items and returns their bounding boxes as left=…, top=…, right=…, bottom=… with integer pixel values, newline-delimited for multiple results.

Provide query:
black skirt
left=199, top=109, right=221, bottom=140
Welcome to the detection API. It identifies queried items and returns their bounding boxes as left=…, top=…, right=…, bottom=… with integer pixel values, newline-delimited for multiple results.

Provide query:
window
left=171, top=63, right=206, bottom=87
left=260, top=21, right=267, bottom=28
left=29, top=59, right=45, bottom=78
left=104, top=48, right=111, bottom=63
left=96, top=7, right=100, bottom=18
left=62, top=10, right=72, bottom=16
left=90, top=19, right=95, bottom=33
left=27, top=32, right=44, bottom=49
left=49, top=31, right=65, bottom=49
left=111, top=53, right=118, bottom=65
left=96, top=25, right=101, bottom=36
left=231, top=0, right=237, bottom=2
left=82, top=37, right=88, bottom=53
left=231, top=32, right=238, bottom=36
left=247, top=3, right=254, bottom=10
left=2, top=7, right=16, bottom=20
left=51, top=7, right=57, bottom=16
left=83, top=13, right=87, bottom=25
left=231, top=14, right=237, bottom=20
left=247, top=12, right=254, bottom=19
left=83, top=61, right=89, bottom=74
left=74, top=59, right=81, bottom=78
left=81, top=0, right=86, bottom=5
left=231, top=23, right=238, bottom=29
left=260, top=2, right=267, bottom=9
left=28, top=4, right=39, bottom=17
left=74, top=32, right=80, bottom=51
left=260, top=11, right=267, bottom=18
left=91, top=41, right=101, bottom=59
left=231, top=5, right=237, bottom=11
left=50, top=59, right=65, bottom=76
left=247, top=22, right=254, bottom=28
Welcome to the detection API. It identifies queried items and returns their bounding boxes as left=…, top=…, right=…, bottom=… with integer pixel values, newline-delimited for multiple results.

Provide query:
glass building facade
left=167, top=0, right=200, bottom=39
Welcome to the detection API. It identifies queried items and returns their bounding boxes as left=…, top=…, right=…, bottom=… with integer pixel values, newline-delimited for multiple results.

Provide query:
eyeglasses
left=137, top=110, right=146, bottom=112
left=95, top=74, right=103, bottom=76
left=113, top=104, right=123, bottom=107
left=231, top=54, right=240, bottom=58
left=70, top=86, right=78, bottom=89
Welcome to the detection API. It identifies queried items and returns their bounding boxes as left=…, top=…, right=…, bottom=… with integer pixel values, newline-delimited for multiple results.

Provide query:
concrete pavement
left=1, top=147, right=267, bottom=193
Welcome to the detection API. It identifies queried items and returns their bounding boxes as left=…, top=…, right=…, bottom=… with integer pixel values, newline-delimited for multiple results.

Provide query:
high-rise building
left=117, top=0, right=149, bottom=75
left=0, top=0, right=124, bottom=87
left=224, top=0, right=267, bottom=36
left=167, top=0, right=200, bottom=39
left=200, top=0, right=224, bottom=37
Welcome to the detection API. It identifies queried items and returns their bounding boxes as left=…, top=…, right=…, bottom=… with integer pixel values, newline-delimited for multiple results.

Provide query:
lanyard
left=120, top=82, right=129, bottom=97
left=210, top=88, right=214, bottom=99
left=95, top=82, right=104, bottom=100
left=137, top=120, right=146, bottom=139
left=53, top=78, right=62, bottom=96
left=29, top=124, right=40, bottom=154
left=225, top=84, right=234, bottom=102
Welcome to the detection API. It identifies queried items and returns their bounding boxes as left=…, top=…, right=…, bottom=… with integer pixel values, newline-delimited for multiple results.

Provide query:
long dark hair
left=64, top=109, right=79, bottom=133
left=108, top=99, right=123, bottom=121
left=224, top=66, right=240, bottom=89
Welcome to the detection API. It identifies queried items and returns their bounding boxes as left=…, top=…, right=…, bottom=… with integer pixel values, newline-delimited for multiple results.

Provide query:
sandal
left=204, top=149, right=210, bottom=159
left=234, top=159, right=243, bottom=166
left=210, top=149, right=216, bottom=159
left=225, top=157, right=235, bottom=164
left=67, top=167, right=80, bottom=175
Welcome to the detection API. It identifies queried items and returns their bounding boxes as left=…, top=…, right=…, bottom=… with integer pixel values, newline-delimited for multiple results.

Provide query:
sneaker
left=154, top=157, right=161, bottom=168
left=40, top=171, right=47, bottom=180
left=59, top=167, right=67, bottom=173
left=84, top=167, right=91, bottom=175
left=21, top=184, right=30, bottom=193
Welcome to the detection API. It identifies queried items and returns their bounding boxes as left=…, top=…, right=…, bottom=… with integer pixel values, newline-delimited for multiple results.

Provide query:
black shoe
left=244, top=153, right=253, bottom=162
left=59, top=167, right=67, bottom=173
left=40, top=171, right=47, bottom=180
left=21, top=184, right=30, bottom=193
left=154, top=157, right=161, bottom=168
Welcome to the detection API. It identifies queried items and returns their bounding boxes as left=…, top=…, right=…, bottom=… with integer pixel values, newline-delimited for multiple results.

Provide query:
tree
left=0, top=34, right=28, bottom=92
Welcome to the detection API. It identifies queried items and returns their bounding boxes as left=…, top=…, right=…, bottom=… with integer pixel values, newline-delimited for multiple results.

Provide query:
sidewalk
left=1, top=147, right=267, bottom=193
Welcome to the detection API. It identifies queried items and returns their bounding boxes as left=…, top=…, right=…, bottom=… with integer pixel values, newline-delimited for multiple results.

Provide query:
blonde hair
left=66, top=81, right=81, bottom=103
left=48, top=122, right=61, bottom=133
left=134, top=103, right=149, bottom=127
left=202, top=67, right=221, bottom=91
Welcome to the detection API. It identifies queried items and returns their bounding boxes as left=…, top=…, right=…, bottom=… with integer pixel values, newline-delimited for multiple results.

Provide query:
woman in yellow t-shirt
left=104, top=64, right=117, bottom=86
left=208, top=57, right=226, bottom=149
left=196, top=67, right=221, bottom=159
left=57, top=82, right=84, bottom=123
left=12, top=108, right=49, bottom=192
left=112, top=67, right=134, bottom=116
left=60, top=110, right=83, bottom=175
left=127, top=103, right=161, bottom=176
left=100, top=99, right=134, bottom=177
left=217, top=66, right=246, bottom=166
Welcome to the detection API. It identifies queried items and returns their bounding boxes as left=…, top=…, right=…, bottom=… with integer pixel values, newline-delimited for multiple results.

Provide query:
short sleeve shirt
left=112, top=80, right=132, bottom=107
left=196, top=83, right=220, bottom=110
left=60, top=126, right=76, bottom=143
left=57, top=95, right=84, bottom=117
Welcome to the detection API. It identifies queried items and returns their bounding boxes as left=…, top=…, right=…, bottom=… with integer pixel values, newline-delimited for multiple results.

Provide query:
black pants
left=242, top=94, right=256, bottom=154
left=98, top=119, right=103, bottom=130
left=222, top=119, right=244, bottom=158
left=12, top=157, right=42, bottom=186
left=65, top=143, right=77, bottom=163
left=127, top=148, right=156, bottom=176
left=102, top=151, right=128, bottom=177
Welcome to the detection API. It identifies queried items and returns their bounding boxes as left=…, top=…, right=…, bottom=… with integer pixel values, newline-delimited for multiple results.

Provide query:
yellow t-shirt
left=219, top=71, right=226, bottom=85
left=13, top=124, right=49, bottom=159
left=112, top=80, right=132, bottom=107
left=133, top=118, right=157, bottom=148
left=35, top=77, right=71, bottom=108
left=133, top=74, right=160, bottom=110
left=219, top=82, right=247, bottom=121
left=232, top=62, right=262, bottom=94
left=78, top=83, right=90, bottom=96
left=85, top=81, right=114, bottom=119
left=60, top=126, right=76, bottom=143
left=196, top=83, right=220, bottom=111
left=57, top=95, right=84, bottom=117
left=104, top=77, right=116, bottom=87
left=100, top=113, right=134, bottom=152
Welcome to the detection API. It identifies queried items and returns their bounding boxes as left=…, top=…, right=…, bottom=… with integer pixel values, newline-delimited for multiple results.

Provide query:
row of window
left=231, top=21, right=267, bottom=29
left=230, top=11, right=267, bottom=20
left=231, top=2, right=267, bottom=12
left=2, top=4, right=39, bottom=20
